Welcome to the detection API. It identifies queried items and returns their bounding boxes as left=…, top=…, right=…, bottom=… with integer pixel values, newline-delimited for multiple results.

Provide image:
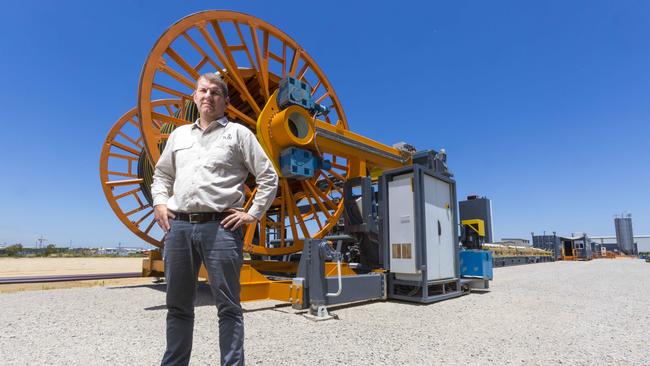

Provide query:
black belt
left=173, top=211, right=229, bottom=223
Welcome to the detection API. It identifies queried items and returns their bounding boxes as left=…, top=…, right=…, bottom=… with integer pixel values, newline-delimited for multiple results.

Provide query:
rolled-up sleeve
left=150, top=132, right=176, bottom=207
left=239, top=128, right=278, bottom=219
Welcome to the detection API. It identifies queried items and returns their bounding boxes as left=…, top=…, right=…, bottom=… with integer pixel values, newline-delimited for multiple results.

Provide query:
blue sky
left=0, top=1, right=648, bottom=247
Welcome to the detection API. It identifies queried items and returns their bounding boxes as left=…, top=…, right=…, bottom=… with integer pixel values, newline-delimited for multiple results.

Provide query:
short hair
left=197, top=72, right=228, bottom=97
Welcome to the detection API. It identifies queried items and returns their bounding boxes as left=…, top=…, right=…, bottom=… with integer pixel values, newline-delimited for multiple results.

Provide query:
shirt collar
left=193, top=116, right=229, bottom=131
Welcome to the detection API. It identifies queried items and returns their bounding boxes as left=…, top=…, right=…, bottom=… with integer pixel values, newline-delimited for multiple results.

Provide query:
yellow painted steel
left=146, top=258, right=296, bottom=302
left=461, top=219, right=485, bottom=237
left=143, top=254, right=356, bottom=303
left=561, top=247, right=578, bottom=261
left=289, top=283, right=304, bottom=307
left=256, top=90, right=409, bottom=179
left=483, top=244, right=552, bottom=257
left=246, top=260, right=356, bottom=276
left=312, top=120, right=409, bottom=171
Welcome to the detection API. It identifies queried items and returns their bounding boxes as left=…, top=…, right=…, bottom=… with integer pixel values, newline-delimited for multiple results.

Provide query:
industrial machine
left=460, top=219, right=486, bottom=250
left=459, top=195, right=493, bottom=244
left=100, top=10, right=490, bottom=316
left=459, top=196, right=493, bottom=287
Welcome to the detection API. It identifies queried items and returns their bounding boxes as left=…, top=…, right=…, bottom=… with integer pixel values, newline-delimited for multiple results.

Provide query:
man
left=151, top=72, right=278, bottom=366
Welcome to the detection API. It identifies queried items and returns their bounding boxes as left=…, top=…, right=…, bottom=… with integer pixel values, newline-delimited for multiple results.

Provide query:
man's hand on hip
left=222, top=208, right=256, bottom=230
left=154, top=204, right=176, bottom=233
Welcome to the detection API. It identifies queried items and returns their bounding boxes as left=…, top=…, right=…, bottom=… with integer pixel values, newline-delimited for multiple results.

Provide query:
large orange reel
left=135, top=11, right=351, bottom=255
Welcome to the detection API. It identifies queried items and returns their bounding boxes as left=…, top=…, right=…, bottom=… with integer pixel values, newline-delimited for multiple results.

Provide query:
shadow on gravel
left=245, top=304, right=292, bottom=313
left=139, top=283, right=284, bottom=313
left=144, top=304, right=167, bottom=311
left=324, top=299, right=385, bottom=312
left=469, top=289, right=491, bottom=295
left=108, top=283, right=166, bottom=291
left=140, top=283, right=214, bottom=311
left=385, top=299, right=427, bottom=307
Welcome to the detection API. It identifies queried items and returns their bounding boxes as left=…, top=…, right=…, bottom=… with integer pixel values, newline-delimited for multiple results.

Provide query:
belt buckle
left=188, top=213, right=201, bottom=223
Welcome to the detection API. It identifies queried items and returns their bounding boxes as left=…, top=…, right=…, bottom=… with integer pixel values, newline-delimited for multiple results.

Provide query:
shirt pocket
left=172, top=141, right=194, bottom=166
left=205, top=145, right=234, bottom=171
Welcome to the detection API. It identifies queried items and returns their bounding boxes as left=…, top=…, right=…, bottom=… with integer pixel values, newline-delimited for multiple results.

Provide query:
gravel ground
left=1, top=259, right=649, bottom=365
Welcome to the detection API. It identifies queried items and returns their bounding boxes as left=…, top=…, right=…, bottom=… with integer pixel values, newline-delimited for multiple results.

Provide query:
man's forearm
left=151, top=171, right=174, bottom=206
left=247, top=167, right=278, bottom=219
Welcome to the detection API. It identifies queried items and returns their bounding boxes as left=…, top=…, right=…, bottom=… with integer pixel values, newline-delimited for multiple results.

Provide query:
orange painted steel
left=136, top=10, right=357, bottom=256
left=103, top=11, right=411, bottom=304
left=138, top=10, right=347, bottom=164
left=237, top=264, right=293, bottom=302
left=115, top=10, right=409, bottom=257
left=144, top=258, right=353, bottom=303
left=100, top=100, right=182, bottom=247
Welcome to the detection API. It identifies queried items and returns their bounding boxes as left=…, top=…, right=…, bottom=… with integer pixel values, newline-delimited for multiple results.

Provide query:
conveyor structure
left=100, top=10, right=491, bottom=316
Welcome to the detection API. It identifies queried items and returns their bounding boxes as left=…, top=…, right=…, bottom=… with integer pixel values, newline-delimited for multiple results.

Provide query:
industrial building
left=559, top=234, right=591, bottom=260
left=532, top=215, right=644, bottom=259
left=534, top=233, right=650, bottom=258
left=590, top=235, right=650, bottom=255
left=587, top=215, right=645, bottom=256
left=531, top=233, right=592, bottom=260
left=531, top=234, right=562, bottom=260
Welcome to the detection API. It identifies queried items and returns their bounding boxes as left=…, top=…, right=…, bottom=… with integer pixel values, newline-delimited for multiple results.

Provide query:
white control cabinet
left=385, top=169, right=457, bottom=282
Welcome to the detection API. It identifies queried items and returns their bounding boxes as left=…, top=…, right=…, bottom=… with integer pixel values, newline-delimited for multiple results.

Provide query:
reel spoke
left=136, top=11, right=350, bottom=255
left=100, top=100, right=181, bottom=248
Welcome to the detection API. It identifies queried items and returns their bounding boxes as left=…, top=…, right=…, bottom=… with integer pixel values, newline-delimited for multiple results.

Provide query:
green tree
left=44, top=244, right=57, bottom=257
left=5, top=244, right=23, bottom=257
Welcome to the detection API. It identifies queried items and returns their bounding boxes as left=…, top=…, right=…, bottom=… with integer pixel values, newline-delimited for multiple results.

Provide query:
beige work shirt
left=151, top=117, right=278, bottom=219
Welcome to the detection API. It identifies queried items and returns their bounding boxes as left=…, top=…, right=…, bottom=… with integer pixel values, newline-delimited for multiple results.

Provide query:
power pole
left=37, top=235, right=48, bottom=249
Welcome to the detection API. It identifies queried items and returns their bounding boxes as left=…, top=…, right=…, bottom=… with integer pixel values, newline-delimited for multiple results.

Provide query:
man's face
left=193, top=77, right=229, bottom=120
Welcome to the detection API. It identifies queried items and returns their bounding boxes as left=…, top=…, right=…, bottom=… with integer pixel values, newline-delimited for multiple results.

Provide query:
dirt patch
left=0, top=257, right=144, bottom=277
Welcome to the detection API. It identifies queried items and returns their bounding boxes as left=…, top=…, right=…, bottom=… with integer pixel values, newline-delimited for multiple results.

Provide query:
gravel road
left=1, top=259, right=648, bottom=365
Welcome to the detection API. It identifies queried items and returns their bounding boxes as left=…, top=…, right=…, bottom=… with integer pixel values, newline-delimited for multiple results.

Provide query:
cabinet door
left=424, top=175, right=455, bottom=280
left=388, top=174, right=418, bottom=274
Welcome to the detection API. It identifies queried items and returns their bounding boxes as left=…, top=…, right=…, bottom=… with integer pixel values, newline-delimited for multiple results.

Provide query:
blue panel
left=459, top=250, right=493, bottom=280
left=280, top=147, right=318, bottom=180
left=279, top=147, right=332, bottom=180
left=277, top=77, right=328, bottom=115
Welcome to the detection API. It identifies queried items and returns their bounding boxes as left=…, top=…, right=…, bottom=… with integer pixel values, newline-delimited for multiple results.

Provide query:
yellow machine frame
left=461, top=219, right=485, bottom=237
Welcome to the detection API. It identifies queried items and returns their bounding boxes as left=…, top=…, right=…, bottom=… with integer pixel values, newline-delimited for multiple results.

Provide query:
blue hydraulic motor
left=277, top=77, right=329, bottom=116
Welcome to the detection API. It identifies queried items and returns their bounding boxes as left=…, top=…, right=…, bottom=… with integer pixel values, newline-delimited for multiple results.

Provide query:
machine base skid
left=460, top=277, right=490, bottom=290
left=389, top=277, right=464, bottom=304
left=320, top=274, right=386, bottom=307
left=143, top=258, right=296, bottom=304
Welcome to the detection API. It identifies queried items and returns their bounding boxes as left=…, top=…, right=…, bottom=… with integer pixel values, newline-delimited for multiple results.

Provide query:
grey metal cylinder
left=615, top=216, right=635, bottom=255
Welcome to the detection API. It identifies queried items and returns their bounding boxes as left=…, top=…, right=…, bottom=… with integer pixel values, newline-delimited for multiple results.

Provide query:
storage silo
left=614, top=215, right=635, bottom=255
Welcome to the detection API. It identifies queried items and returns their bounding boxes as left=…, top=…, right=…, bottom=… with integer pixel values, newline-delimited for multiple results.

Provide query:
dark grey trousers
left=161, top=219, right=244, bottom=366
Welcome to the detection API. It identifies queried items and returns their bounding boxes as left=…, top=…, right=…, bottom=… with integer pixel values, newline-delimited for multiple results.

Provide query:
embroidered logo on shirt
left=222, top=134, right=232, bottom=140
